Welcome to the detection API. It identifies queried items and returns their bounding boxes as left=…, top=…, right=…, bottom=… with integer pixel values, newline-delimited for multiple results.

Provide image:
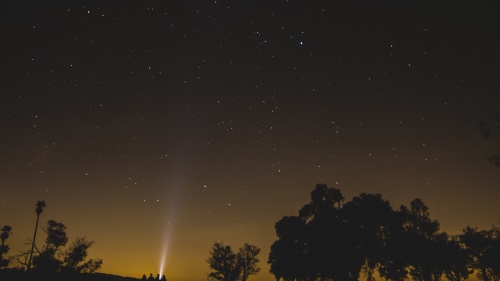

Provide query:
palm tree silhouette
left=27, top=200, right=45, bottom=271
left=0, top=225, right=12, bottom=246
left=0, top=225, right=12, bottom=269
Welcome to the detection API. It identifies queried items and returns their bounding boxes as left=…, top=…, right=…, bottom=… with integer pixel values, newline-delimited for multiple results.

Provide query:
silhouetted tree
left=0, top=225, right=12, bottom=269
left=27, top=200, right=45, bottom=271
left=270, top=184, right=393, bottom=281
left=377, top=206, right=410, bottom=281
left=207, top=242, right=260, bottom=281
left=268, top=216, right=308, bottom=281
left=32, top=220, right=68, bottom=274
left=303, top=184, right=358, bottom=281
left=237, top=243, right=261, bottom=281
left=298, top=184, right=344, bottom=222
left=269, top=184, right=500, bottom=281
left=460, top=226, right=500, bottom=281
left=62, top=237, right=102, bottom=273
left=443, top=236, right=473, bottom=281
left=207, top=242, right=240, bottom=281
left=401, top=199, right=444, bottom=281
left=403, top=199, right=440, bottom=239
left=490, top=227, right=500, bottom=281
left=13, top=240, right=33, bottom=270
left=378, top=255, right=409, bottom=281
left=32, top=249, right=61, bottom=274
left=24, top=220, right=102, bottom=276
left=45, top=220, right=68, bottom=250
left=429, top=232, right=449, bottom=281
left=342, top=193, right=395, bottom=281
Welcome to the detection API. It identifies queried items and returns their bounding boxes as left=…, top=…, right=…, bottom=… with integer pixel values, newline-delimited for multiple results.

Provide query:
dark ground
left=0, top=269, right=140, bottom=281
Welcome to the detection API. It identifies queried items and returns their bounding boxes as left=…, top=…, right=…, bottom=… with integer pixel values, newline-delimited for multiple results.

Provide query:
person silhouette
left=148, top=273, right=154, bottom=281
left=141, top=274, right=147, bottom=281
left=161, top=275, right=167, bottom=281
left=155, top=274, right=160, bottom=281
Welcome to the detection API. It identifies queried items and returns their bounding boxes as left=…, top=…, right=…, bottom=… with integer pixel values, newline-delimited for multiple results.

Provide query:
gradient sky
left=1, top=2, right=500, bottom=281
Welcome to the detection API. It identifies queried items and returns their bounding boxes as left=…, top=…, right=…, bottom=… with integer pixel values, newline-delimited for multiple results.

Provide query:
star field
left=1, top=1, right=500, bottom=280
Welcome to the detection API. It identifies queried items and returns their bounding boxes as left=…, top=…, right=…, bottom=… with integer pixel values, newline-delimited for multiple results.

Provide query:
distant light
left=159, top=252, right=166, bottom=278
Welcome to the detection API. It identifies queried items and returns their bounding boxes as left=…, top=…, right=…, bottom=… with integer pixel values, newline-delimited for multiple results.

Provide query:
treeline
left=268, top=184, right=500, bottom=281
left=0, top=201, right=102, bottom=280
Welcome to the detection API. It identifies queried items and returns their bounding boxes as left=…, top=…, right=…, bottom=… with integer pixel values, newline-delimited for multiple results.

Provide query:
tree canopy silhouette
left=30, top=221, right=102, bottom=275
left=460, top=226, right=500, bottom=281
left=237, top=243, right=261, bottom=281
left=207, top=242, right=260, bottom=281
left=32, top=219, right=68, bottom=274
left=268, top=184, right=500, bottom=281
left=269, top=184, right=397, bottom=281
left=62, top=237, right=103, bottom=274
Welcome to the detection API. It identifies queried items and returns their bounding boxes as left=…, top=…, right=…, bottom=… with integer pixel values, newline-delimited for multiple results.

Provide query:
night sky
left=1, top=1, right=500, bottom=280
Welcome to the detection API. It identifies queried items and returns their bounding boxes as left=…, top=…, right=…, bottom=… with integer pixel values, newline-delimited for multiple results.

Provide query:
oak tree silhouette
left=268, top=184, right=495, bottom=281
left=460, top=226, right=500, bottom=281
